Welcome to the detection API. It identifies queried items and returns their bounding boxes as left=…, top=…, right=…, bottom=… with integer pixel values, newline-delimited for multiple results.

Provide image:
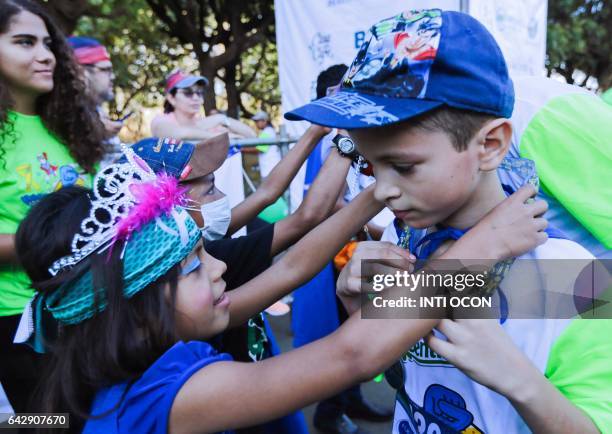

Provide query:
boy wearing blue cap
left=286, top=9, right=610, bottom=434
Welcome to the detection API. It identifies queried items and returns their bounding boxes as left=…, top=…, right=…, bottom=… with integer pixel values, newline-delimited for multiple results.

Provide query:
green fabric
left=546, top=319, right=612, bottom=432
left=255, top=128, right=275, bottom=153
left=519, top=94, right=612, bottom=248
left=602, top=88, right=612, bottom=106
left=0, top=112, right=93, bottom=316
left=258, top=196, right=288, bottom=223
left=247, top=312, right=271, bottom=361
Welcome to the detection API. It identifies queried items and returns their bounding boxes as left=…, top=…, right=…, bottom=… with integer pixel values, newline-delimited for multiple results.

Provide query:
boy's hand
left=466, top=184, right=549, bottom=260
left=336, top=241, right=415, bottom=314
left=425, top=319, right=539, bottom=400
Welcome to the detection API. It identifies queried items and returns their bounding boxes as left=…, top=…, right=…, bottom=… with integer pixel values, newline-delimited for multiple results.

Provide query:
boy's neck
left=440, top=172, right=506, bottom=230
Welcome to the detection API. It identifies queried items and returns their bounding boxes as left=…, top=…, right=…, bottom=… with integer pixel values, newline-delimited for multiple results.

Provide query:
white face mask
left=200, top=196, right=231, bottom=241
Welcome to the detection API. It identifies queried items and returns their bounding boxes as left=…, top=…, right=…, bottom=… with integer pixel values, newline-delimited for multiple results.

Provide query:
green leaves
left=546, top=0, right=611, bottom=90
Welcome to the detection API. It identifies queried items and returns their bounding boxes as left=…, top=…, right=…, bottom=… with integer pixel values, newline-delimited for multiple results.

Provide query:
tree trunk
left=225, top=61, right=240, bottom=118
left=198, top=57, right=217, bottom=114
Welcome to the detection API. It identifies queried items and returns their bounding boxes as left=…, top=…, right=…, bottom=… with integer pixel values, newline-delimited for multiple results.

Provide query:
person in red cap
left=68, top=36, right=114, bottom=105
left=68, top=36, right=124, bottom=166
left=151, top=69, right=256, bottom=140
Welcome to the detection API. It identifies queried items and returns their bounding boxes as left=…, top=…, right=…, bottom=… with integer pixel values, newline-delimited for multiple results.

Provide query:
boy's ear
left=476, top=118, right=512, bottom=171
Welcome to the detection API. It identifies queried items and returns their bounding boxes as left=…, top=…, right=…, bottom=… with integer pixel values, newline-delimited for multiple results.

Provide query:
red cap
left=164, top=70, right=208, bottom=94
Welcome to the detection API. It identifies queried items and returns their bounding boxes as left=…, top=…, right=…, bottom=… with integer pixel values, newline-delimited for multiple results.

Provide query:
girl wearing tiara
left=15, top=147, right=547, bottom=433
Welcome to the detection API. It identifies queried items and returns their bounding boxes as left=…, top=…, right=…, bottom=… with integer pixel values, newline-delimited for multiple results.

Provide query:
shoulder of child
left=88, top=341, right=231, bottom=434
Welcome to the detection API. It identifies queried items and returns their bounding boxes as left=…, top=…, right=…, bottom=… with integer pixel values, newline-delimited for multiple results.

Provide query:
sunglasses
left=178, top=88, right=205, bottom=98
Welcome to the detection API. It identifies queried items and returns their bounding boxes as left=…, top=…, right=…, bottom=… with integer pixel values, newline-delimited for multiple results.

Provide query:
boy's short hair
left=411, top=106, right=494, bottom=151
left=285, top=9, right=513, bottom=132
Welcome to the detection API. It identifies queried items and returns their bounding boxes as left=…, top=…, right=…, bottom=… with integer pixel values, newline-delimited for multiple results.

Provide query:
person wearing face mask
left=128, top=130, right=351, bottom=433
left=129, top=130, right=350, bottom=271
left=199, top=190, right=232, bottom=240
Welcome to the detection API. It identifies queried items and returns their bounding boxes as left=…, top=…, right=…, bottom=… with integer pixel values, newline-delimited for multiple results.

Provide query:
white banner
left=469, top=0, right=548, bottom=76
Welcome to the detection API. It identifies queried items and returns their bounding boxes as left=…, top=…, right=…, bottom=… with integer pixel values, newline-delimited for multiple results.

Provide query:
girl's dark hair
left=163, top=89, right=177, bottom=113
left=16, top=186, right=181, bottom=433
left=0, top=0, right=106, bottom=173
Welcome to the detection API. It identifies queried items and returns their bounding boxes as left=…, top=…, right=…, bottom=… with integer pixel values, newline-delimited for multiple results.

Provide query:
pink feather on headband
left=113, top=173, right=189, bottom=243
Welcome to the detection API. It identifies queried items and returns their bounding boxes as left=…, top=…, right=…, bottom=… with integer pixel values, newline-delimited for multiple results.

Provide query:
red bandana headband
left=73, top=46, right=111, bottom=65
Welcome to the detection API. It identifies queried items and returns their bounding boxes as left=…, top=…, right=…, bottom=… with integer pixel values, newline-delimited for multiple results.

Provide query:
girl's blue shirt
left=83, top=340, right=233, bottom=434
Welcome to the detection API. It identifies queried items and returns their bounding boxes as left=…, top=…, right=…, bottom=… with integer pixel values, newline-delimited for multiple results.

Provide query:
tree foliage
left=37, top=0, right=611, bottom=130
left=145, top=0, right=277, bottom=116
left=36, top=0, right=125, bottom=34
left=547, top=0, right=612, bottom=90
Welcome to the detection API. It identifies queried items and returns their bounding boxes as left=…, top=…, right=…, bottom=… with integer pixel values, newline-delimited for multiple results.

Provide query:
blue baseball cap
left=285, top=9, right=514, bottom=129
left=119, top=134, right=229, bottom=180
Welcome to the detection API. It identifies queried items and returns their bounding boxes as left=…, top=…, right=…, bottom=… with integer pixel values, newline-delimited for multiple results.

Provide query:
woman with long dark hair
left=0, top=0, right=106, bottom=412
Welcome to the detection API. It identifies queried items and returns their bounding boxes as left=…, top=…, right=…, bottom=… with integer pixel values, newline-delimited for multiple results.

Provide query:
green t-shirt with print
left=0, top=112, right=93, bottom=316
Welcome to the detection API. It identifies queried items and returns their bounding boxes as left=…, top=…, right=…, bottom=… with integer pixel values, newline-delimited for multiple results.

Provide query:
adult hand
left=425, top=319, right=539, bottom=399
left=462, top=184, right=549, bottom=261
left=336, top=241, right=415, bottom=314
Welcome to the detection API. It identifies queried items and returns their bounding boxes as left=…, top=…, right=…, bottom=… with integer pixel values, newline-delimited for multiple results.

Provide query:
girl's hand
left=425, top=319, right=538, bottom=399
left=336, top=241, right=415, bottom=314
left=464, top=184, right=549, bottom=261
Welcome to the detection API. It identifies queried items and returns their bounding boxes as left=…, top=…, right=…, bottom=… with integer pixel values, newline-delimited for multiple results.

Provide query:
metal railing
left=228, top=131, right=302, bottom=212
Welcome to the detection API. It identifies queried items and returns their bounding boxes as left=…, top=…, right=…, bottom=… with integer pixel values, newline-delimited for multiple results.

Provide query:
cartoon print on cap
left=343, top=9, right=442, bottom=99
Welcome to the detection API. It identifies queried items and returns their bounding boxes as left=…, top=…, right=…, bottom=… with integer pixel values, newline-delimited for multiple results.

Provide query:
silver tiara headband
left=48, top=145, right=186, bottom=276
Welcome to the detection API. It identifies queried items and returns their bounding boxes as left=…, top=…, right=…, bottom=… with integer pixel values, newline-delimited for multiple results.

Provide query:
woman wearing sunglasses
left=151, top=69, right=255, bottom=140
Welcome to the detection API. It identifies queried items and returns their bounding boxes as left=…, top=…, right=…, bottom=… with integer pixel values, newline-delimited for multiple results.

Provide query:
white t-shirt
left=258, top=126, right=281, bottom=177
left=380, top=224, right=611, bottom=433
